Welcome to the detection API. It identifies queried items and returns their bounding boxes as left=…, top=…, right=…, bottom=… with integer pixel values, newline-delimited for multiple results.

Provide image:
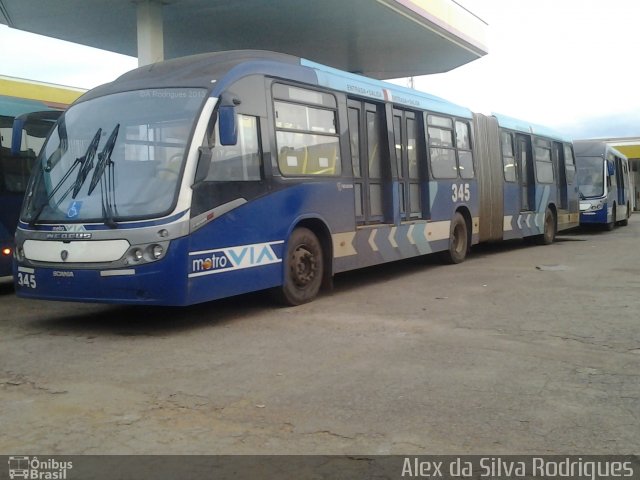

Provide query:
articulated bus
left=0, top=76, right=83, bottom=277
left=13, top=51, right=579, bottom=305
left=574, top=140, right=631, bottom=229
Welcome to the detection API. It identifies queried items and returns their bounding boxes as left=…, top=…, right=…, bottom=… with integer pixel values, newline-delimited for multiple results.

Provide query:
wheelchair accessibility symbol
left=66, top=201, right=83, bottom=219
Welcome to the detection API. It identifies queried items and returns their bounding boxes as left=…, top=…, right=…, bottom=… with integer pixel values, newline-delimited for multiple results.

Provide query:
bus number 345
left=17, top=272, right=37, bottom=289
left=451, top=183, right=470, bottom=203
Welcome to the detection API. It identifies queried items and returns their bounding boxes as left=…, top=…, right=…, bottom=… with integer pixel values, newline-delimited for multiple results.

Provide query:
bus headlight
left=151, top=244, right=163, bottom=259
left=124, top=241, right=169, bottom=265
left=580, top=201, right=605, bottom=212
left=1, top=247, right=11, bottom=256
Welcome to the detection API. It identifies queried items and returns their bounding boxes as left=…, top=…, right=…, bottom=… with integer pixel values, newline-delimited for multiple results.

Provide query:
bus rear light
left=2, top=247, right=11, bottom=256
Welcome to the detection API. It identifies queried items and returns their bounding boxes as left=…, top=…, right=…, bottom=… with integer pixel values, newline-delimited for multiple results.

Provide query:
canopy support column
left=136, top=0, right=164, bottom=66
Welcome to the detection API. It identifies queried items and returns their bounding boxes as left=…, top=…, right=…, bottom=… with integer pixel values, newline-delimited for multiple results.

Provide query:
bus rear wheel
left=536, top=207, right=556, bottom=245
left=439, top=212, right=468, bottom=264
left=277, top=227, right=323, bottom=306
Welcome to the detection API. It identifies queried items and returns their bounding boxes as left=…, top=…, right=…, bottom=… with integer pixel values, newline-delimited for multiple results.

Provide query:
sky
left=1, top=0, right=639, bottom=139
left=395, top=0, right=640, bottom=139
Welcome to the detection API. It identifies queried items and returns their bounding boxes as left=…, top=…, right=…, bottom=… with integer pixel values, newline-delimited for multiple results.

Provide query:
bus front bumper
left=14, top=260, right=188, bottom=306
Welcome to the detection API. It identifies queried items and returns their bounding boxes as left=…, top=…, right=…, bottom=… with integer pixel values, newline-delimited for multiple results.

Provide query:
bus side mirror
left=193, top=147, right=211, bottom=184
left=607, top=162, right=615, bottom=176
left=218, top=105, right=238, bottom=146
left=11, top=117, right=25, bottom=155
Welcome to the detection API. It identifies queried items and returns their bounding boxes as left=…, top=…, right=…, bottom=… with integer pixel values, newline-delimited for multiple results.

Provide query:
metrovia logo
left=189, top=241, right=284, bottom=277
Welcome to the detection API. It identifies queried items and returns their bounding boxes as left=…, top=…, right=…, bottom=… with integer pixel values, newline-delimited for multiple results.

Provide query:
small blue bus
left=1, top=101, right=62, bottom=277
left=575, top=140, right=631, bottom=229
left=14, top=51, right=579, bottom=305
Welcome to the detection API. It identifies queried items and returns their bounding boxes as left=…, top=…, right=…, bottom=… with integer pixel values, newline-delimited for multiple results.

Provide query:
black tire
left=536, top=207, right=556, bottom=245
left=618, top=203, right=629, bottom=226
left=439, top=212, right=468, bottom=264
left=605, top=207, right=616, bottom=231
left=276, top=227, right=323, bottom=306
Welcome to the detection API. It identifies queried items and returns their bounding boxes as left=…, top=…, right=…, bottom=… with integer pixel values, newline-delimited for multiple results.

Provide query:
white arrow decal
left=368, top=229, right=378, bottom=252
left=388, top=227, right=398, bottom=248
left=407, top=224, right=416, bottom=245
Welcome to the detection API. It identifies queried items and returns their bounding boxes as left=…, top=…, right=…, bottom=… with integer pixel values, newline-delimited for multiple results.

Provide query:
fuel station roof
left=0, top=0, right=487, bottom=79
left=605, top=138, right=640, bottom=159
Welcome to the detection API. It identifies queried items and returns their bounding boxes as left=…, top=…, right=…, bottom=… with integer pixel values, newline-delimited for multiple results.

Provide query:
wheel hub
left=291, top=246, right=316, bottom=287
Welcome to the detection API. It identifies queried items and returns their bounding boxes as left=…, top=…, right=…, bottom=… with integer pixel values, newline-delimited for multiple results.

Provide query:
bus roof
left=79, top=50, right=473, bottom=118
left=301, top=59, right=473, bottom=119
left=573, top=140, right=628, bottom=159
left=493, top=112, right=571, bottom=143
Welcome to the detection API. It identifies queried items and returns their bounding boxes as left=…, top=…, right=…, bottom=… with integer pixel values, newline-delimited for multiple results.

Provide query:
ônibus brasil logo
left=8, top=456, right=73, bottom=479
left=189, top=241, right=283, bottom=277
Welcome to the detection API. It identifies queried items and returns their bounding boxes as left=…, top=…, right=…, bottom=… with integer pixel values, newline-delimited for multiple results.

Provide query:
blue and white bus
left=14, top=50, right=579, bottom=305
left=1, top=76, right=82, bottom=278
left=575, top=140, right=631, bottom=229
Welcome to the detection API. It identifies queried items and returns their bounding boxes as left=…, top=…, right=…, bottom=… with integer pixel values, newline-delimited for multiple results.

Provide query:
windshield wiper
left=71, top=128, right=102, bottom=198
left=27, top=128, right=102, bottom=226
left=88, top=124, right=120, bottom=228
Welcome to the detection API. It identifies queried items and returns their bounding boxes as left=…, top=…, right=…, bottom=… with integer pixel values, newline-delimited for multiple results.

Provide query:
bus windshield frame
left=577, top=156, right=605, bottom=199
left=21, top=87, right=207, bottom=225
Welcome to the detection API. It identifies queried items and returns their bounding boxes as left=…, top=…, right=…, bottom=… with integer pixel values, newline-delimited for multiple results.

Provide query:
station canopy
left=606, top=138, right=640, bottom=160
left=0, top=0, right=487, bottom=79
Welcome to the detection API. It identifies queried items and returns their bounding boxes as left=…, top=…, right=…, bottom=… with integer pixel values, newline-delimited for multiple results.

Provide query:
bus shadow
left=571, top=225, right=615, bottom=236
left=0, top=278, right=14, bottom=295
left=332, top=255, right=441, bottom=294
left=24, top=232, right=592, bottom=335
left=28, top=290, right=277, bottom=336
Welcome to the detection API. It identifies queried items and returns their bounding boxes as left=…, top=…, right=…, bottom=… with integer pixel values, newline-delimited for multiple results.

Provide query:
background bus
left=13, top=51, right=579, bottom=305
left=574, top=140, right=631, bottom=229
left=0, top=76, right=83, bottom=277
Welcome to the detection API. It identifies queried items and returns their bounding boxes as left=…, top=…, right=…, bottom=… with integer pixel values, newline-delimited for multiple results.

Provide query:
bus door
left=347, top=99, right=391, bottom=224
left=553, top=141, right=568, bottom=209
left=392, top=108, right=422, bottom=220
left=515, top=134, right=535, bottom=211
left=615, top=156, right=626, bottom=206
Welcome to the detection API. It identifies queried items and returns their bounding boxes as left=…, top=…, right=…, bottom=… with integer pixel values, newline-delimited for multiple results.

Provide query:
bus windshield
left=577, top=156, right=605, bottom=198
left=21, top=88, right=206, bottom=224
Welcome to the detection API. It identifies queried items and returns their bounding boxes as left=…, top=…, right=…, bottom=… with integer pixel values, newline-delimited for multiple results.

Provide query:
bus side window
left=534, top=138, right=554, bottom=183
left=455, top=120, right=474, bottom=179
left=563, top=144, right=576, bottom=184
left=427, top=114, right=457, bottom=179
left=501, top=131, right=516, bottom=182
left=274, top=104, right=340, bottom=176
left=208, top=114, right=262, bottom=181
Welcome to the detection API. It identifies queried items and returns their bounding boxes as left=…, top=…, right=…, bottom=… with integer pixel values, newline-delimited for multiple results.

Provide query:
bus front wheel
left=536, top=207, right=556, bottom=245
left=618, top=203, right=629, bottom=226
left=277, top=227, right=323, bottom=306
left=606, top=207, right=616, bottom=231
left=439, top=212, right=468, bottom=264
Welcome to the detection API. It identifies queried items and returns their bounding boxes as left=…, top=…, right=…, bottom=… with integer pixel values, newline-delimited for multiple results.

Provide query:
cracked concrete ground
left=1, top=218, right=639, bottom=454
